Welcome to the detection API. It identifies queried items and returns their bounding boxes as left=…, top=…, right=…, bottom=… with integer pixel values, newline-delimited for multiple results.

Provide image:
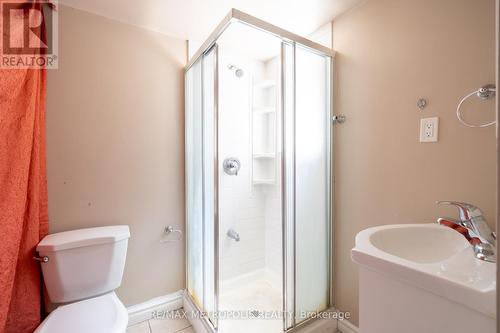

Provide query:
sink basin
left=368, top=224, right=469, bottom=263
left=352, top=224, right=496, bottom=333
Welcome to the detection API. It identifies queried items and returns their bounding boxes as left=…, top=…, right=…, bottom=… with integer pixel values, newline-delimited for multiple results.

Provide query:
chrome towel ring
left=456, top=84, right=496, bottom=128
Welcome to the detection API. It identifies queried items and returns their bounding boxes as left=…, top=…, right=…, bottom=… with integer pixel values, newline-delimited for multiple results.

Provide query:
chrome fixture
left=33, top=255, right=49, bottom=263
left=227, top=64, right=244, bottom=78
left=331, top=114, right=346, bottom=124
left=160, top=225, right=183, bottom=243
left=456, top=84, right=496, bottom=128
left=227, top=228, right=240, bottom=242
left=235, top=69, right=244, bottom=78
left=223, top=157, right=241, bottom=175
left=436, top=201, right=496, bottom=262
left=417, top=98, right=427, bottom=110
left=476, top=84, right=496, bottom=99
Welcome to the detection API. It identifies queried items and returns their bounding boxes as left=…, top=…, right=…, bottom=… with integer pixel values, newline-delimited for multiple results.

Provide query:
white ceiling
left=59, top=0, right=362, bottom=42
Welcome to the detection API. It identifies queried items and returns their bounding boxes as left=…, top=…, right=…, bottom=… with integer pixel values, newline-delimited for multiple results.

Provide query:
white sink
left=368, top=224, right=470, bottom=263
left=352, top=224, right=496, bottom=333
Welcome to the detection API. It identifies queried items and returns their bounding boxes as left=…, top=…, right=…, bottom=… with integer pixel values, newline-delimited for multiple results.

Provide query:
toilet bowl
left=34, top=225, right=130, bottom=332
left=34, top=292, right=128, bottom=333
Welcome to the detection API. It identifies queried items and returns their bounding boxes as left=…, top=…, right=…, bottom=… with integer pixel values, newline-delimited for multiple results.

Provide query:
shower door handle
left=223, top=158, right=241, bottom=176
left=227, top=228, right=240, bottom=242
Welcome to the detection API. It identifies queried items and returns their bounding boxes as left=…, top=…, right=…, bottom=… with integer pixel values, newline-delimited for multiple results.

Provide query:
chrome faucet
left=436, top=201, right=496, bottom=262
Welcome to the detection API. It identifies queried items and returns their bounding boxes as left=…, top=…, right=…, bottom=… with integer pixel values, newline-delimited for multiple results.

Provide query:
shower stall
left=185, top=9, right=333, bottom=333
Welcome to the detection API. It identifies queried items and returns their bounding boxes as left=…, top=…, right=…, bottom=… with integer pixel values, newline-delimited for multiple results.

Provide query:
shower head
left=228, top=64, right=244, bottom=78
left=235, top=69, right=244, bottom=78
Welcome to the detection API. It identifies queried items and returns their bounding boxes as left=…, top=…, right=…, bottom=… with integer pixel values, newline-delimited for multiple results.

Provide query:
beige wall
left=332, top=0, right=497, bottom=325
left=46, top=6, right=187, bottom=306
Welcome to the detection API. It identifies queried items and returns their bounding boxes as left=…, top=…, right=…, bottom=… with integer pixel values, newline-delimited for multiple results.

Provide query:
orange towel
left=0, top=3, right=49, bottom=333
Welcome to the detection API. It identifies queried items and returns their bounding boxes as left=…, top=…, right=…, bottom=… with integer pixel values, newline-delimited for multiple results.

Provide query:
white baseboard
left=337, top=319, right=358, bottom=333
left=127, top=290, right=184, bottom=326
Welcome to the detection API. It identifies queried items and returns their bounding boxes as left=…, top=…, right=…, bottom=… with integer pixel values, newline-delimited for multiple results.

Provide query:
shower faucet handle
left=223, top=157, right=241, bottom=176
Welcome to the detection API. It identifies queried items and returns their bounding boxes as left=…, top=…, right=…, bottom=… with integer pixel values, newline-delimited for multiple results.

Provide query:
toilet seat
left=35, top=292, right=128, bottom=333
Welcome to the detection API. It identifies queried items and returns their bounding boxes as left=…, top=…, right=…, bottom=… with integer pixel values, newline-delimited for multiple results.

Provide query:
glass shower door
left=282, top=42, right=332, bottom=328
left=185, top=45, right=218, bottom=328
left=216, top=21, right=284, bottom=333
left=293, top=45, right=331, bottom=324
left=186, top=57, right=203, bottom=309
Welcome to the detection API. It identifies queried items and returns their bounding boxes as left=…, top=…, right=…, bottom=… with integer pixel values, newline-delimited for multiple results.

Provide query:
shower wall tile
left=219, top=54, right=268, bottom=282
left=218, top=53, right=284, bottom=283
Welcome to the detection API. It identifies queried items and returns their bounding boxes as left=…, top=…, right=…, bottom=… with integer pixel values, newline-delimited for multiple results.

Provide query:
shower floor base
left=218, top=269, right=283, bottom=333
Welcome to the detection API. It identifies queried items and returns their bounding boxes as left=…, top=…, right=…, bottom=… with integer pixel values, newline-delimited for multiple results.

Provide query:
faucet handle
left=436, top=201, right=483, bottom=221
left=437, top=218, right=482, bottom=245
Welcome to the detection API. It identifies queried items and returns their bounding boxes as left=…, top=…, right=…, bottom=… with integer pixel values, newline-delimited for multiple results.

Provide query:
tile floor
left=127, top=310, right=194, bottom=333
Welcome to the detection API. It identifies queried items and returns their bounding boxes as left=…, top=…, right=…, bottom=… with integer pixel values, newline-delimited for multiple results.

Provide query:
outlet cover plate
left=420, top=117, right=439, bottom=143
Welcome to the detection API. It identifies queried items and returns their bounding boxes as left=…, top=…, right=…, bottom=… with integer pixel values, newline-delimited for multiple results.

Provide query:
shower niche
left=252, top=76, right=277, bottom=185
left=185, top=9, right=333, bottom=333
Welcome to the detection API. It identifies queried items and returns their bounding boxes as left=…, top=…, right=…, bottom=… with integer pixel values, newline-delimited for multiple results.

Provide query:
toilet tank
left=36, top=225, right=130, bottom=303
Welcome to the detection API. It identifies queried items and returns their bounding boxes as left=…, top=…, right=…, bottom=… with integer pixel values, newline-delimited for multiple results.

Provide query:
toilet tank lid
left=37, top=225, right=130, bottom=252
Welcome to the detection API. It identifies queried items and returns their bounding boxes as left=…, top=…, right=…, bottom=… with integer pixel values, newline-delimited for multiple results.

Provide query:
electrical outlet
left=420, top=117, right=439, bottom=143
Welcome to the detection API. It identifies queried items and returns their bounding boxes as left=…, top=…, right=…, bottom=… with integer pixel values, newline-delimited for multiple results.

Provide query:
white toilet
left=34, top=225, right=130, bottom=333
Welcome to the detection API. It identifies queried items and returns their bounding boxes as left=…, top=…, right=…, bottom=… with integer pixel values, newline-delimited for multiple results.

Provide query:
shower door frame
left=185, top=9, right=335, bottom=332
left=186, top=9, right=334, bottom=71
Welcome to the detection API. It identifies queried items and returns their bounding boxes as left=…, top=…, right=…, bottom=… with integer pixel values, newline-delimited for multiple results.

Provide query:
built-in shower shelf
left=253, top=106, right=275, bottom=114
left=253, top=153, right=275, bottom=159
left=254, top=80, right=276, bottom=89
left=253, top=179, right=275, bottom=185
left=252, top=77, right=277, bottom=187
